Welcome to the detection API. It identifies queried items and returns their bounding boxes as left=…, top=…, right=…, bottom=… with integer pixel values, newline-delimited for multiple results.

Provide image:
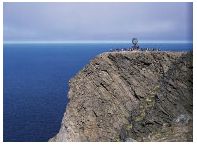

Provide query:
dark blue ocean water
left=3, top=42, right=192, bottom=142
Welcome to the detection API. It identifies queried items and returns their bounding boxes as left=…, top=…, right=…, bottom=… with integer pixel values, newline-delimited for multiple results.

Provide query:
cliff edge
left=50, top=51, right=193, bottom=142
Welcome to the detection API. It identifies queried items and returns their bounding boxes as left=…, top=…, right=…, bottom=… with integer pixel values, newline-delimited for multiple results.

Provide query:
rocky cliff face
left=49, top=51, right=193, bottom=142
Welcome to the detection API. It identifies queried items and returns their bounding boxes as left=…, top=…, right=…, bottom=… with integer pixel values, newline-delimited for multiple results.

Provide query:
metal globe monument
left=132, top=38, right=140, bottom=50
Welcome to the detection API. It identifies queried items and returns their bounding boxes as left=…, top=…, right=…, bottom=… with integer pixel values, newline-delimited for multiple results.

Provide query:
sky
left=3, top=2, right=193, bottom=42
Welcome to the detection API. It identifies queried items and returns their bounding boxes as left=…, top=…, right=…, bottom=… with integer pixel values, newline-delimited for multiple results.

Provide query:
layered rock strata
left=50, top=51, right=193, bottom=142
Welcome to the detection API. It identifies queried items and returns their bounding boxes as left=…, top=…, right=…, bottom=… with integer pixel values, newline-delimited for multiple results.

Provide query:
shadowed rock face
left=49, top=51, right=193, bottom=142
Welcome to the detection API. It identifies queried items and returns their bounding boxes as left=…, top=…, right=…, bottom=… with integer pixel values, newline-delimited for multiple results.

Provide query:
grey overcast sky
left=3, top=2, right=193, bottom=42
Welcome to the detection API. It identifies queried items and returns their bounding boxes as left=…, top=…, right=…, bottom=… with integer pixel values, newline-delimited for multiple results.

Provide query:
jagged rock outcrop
left=49, top=51, right=193, bottom=142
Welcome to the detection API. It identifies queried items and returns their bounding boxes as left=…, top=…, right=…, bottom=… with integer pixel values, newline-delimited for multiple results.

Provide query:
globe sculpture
left=132, top=38, right=139, bottom=50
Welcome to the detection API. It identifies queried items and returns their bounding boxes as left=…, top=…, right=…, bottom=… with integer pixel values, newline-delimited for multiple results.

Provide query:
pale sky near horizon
left=3, top=2, right=193, bottom=42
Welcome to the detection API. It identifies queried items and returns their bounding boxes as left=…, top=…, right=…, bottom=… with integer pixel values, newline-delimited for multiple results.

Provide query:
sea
left=3, top=42, right=192, bottom=142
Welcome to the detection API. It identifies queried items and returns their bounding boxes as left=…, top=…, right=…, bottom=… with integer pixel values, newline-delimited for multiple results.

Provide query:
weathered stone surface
left=49, top=51, right=193, bottom=142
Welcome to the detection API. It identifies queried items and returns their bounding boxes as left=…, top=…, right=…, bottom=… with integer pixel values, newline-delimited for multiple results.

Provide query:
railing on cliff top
left=109, top=47, right=161, bottom=52
left=110, top=38, right=161, bottom=52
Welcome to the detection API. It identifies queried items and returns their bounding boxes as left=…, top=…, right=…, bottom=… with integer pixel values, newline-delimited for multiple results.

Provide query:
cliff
left=49, top=51, right=193, bottom=142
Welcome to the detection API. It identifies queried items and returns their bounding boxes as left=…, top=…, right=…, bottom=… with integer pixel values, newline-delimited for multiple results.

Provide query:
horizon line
left=3, top=40, right=193, bottom=44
